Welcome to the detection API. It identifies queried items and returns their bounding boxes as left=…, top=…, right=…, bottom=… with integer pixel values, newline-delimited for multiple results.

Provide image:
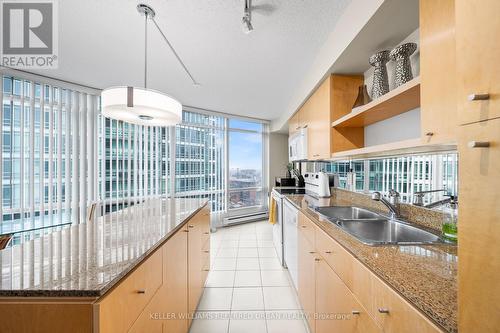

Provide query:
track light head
left=242, top=0, right=253, bottom=34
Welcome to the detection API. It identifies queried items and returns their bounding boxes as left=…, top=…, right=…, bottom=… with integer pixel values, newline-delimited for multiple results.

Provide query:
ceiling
left=32, top=0, right=351, bottom=121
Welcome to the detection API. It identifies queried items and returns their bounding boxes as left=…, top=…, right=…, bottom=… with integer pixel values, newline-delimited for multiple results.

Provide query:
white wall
left=363, top=29, right=421, bottom=146
left=268, top=133, right=289, bottom=190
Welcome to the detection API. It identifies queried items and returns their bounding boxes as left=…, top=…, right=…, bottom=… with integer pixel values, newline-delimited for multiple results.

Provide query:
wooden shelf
left=330, top=138, right=456, bottom=160
left=331, top=77, right=421, bottom=128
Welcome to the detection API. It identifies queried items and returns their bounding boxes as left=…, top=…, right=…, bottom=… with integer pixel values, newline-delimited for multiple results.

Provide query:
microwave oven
left=288, top=128, right=307, bottom=162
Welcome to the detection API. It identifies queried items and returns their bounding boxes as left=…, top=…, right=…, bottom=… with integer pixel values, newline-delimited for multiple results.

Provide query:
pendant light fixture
left=102, top=4, right=198, bottom=127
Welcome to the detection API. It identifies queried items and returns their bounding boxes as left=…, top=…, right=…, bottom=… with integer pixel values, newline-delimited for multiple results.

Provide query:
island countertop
left=0, top=197, right=208, bottom=298
left=284, top=194, right=457, bottom=333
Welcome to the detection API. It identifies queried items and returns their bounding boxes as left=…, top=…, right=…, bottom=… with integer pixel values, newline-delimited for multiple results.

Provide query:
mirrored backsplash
left=299, top=152, right=458, bottom=212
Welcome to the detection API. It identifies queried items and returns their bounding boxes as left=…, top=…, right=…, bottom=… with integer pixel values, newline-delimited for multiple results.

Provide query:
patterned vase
left=369, top=50, right=390, bottom=99
left=390, top=42, right=417, bottom=88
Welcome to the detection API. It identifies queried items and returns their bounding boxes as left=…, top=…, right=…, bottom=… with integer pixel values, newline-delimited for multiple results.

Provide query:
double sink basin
left=313, top=206, right=442, bottom=246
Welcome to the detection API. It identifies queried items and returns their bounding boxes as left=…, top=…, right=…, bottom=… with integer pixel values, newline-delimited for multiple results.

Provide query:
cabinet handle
left=296, top=126, right=300, bottom=130
left=136, top=289, right=146, bottom=294
left=468, top=93, right=490, bottom=101
left=301, top=225, right=307, bottom=228
left=314, top=258, right=321, bottom=262
left=309, top=251, right=316, bottom=254
left=203, top=269, right=210, bottom=272
left=303, top=125, right=308, bottom=128
left=325, top=251, right=332, bottom=254
left=313, top=154, right=320, bottom=157
left=351, top=310, right=360, bottom=315
left=204, top=232, right=210, bottom=235
left=425, top=132, right=434, bottom=136
left=468, top=141, right=490, bottom=148
left=204, top=250, right=210, bottom=253
left=183, top=230, right=189, bottom=233
left=378, top=308, right=390, bottom=314
left=188, top=225, right=195, bottom=228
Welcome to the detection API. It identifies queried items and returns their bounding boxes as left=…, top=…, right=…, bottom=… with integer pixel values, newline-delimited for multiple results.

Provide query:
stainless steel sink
left=335, top=219, right=442, bottom=245
left=312, top=205, right=442, bottom=245
left=314, top=206, right=380, bottom=220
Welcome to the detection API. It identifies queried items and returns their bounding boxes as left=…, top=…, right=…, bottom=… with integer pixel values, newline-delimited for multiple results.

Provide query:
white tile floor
left=190, top=220, right=309, bottom=333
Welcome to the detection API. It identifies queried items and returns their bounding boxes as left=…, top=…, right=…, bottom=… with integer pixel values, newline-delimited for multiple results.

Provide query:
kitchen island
left=0, top=197, right=210, bottom=333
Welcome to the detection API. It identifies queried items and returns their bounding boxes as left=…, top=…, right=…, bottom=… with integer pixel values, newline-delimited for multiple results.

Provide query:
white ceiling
left=32, top=0, right=351, bottom=121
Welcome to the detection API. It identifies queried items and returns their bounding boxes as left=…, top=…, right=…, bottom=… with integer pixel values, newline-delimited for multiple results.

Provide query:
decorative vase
left=369, top=50, right=390, bottom=99
left=352, top=84, right=371, bottom=109
left=390, top=42, right=417, bottom=88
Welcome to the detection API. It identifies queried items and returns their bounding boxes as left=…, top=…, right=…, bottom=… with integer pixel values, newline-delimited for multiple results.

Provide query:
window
left=228, top=120, right=264, bottom=210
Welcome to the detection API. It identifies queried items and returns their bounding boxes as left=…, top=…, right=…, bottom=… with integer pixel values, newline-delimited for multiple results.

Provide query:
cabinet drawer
left=97, top=250, right=163, bottom=333
left=372, top=275, right=441, bottom=333
left=315, top=227, right=353, bottom=289
left=128, top=287, right=165, bottom=333
left=298, top=212, right=316, bottom=247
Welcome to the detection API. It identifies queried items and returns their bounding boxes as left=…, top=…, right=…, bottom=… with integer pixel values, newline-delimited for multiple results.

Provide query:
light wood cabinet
left=458, top=117, right=500, bottom=332
left=420, top=0, right=457, bottom=144
left=288, top=112, right=300, bottom=136
left=188, top=207, right=211, bottom=321
left=456, top=0, right=500, bottom=125
left=315, top=226, right=353, bottom=289
left=295, top=212, right=442, bottom=333
left=315, top=259, right=378, bottom=333
left=97, top=249, right=163, bottom=333
left=298, top=225, right=316, bottom=332
left=372, top=274, right=441, bottom=333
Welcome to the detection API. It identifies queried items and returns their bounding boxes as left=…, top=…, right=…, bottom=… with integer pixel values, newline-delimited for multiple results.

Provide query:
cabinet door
left=188, top=213, right=203, bottom=320
left=308, top=78, right=331, bottom=160
left=420, top=0, right=457, bottom=143
left=289, top=113, right=299, bottom=136
left=458, top=118, right=500, bottom=332
left=456, top=0, right=500, bottom=124
left=298, top=230, right=316, bottom=332
left=315, top=259, right=373, bottom=333
left=372, top=274, right=441, bottom=333
left=164, top=227, right=189, bottom=333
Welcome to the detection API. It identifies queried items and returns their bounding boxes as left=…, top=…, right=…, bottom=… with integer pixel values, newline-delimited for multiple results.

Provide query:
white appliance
left=304, top=172, right=339, bottom=198
left=288, top=128, right=308, bottom=162
left=271, top=190, right=284, bottom=266
left=283, top=198, right=299, bottom=290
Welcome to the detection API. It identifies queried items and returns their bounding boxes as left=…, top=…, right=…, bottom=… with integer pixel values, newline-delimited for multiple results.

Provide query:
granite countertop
left=284, top=194, right=457, bottom=333
left=0, top=197, right=208, bottom=298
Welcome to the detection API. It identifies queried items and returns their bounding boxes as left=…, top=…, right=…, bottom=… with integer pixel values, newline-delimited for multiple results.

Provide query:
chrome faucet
left=371, top=190, right=400, bottom=219
left=413, top=189, right=458, bottom=209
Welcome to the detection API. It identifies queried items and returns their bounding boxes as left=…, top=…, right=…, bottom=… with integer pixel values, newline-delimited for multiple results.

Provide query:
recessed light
left=138, top=115, right=153, bottom=121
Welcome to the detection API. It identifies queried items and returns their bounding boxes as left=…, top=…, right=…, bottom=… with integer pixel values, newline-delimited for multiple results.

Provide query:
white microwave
left=288, top=128, right=308, bottom=162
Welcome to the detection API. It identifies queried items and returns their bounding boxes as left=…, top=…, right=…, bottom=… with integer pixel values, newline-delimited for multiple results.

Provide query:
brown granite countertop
left=284, top=194, right=457, bottom=333
left=0, top=197, right=208, bottom=298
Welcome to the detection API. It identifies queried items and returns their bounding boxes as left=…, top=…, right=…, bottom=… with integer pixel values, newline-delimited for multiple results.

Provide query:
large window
left=228, top=119, right=264, bottom=210
left=0, top=71, right=269, bottom=244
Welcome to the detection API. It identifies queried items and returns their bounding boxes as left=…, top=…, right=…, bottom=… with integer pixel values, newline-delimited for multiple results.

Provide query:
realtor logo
left=1, top=0, right=58, bottom=68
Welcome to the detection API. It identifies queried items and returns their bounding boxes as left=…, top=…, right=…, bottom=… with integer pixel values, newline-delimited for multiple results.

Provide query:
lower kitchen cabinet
left=315, top=258, right=378, bottom=333
left=296, top=212, right=442, bottom=333
left=298, top=228, right=316, bottom=332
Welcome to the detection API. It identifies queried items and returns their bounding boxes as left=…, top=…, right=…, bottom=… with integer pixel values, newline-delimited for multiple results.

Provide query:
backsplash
left=331, top=187, right=453, bottom=232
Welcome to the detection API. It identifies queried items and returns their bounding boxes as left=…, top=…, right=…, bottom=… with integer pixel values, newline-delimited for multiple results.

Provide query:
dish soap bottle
left=442, top=212, right=458, bottom=242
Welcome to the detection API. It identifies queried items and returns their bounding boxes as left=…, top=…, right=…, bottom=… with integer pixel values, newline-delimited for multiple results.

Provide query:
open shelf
left=330, top=138, right=457, bottom=160
left=331, top=77, right=420, bottom=128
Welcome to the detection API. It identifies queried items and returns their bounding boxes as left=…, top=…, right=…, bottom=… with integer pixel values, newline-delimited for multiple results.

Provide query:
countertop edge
left=0, top=200, right=209, bottom=298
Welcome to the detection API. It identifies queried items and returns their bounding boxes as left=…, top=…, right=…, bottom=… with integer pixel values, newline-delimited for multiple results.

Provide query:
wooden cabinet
left=315, top=259, right=378, bottom=333
left=298, top=223, right=316, bottom=332
left=288, top=75, right=362, bottom=160
left=420, top=0, right=457, bottom=144
left=97, top=249, right=163, bottom=333
left=295, top=212, right=442, bottom=333
left=372, top=274, right=441, bottom=333
left=188, top=207, right=211, bottom=321
left=458, top=117, right=500, bottom=332
left=315, top=226, right=353, bottom=289
left=456, top=0, right=500, bottom=125
left=288, top=112, right=300, bottom=136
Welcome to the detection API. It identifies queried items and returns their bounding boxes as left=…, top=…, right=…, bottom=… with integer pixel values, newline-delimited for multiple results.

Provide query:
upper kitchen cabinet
left=302, top=74, right=362, bottom=160
left=288, top=112, right=300, bottom=136
left=456, top=0, right=500, bottom=125
left=420, top=0, right=457, bottom=144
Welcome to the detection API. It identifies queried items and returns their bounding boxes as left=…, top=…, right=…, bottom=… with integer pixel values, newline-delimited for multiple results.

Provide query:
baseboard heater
left=223, top=211, right=269, bottom=226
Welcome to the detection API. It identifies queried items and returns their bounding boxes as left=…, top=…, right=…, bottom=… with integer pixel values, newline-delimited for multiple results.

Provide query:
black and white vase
left=390, top=42, right=417, bottom=88
left=369, top=50, right=390, bottom=99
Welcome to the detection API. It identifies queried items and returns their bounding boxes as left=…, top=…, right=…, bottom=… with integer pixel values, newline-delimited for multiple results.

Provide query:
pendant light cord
left=144, top=12, right=148, bottom=89
left=151, top=18, right=199, bottom=86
